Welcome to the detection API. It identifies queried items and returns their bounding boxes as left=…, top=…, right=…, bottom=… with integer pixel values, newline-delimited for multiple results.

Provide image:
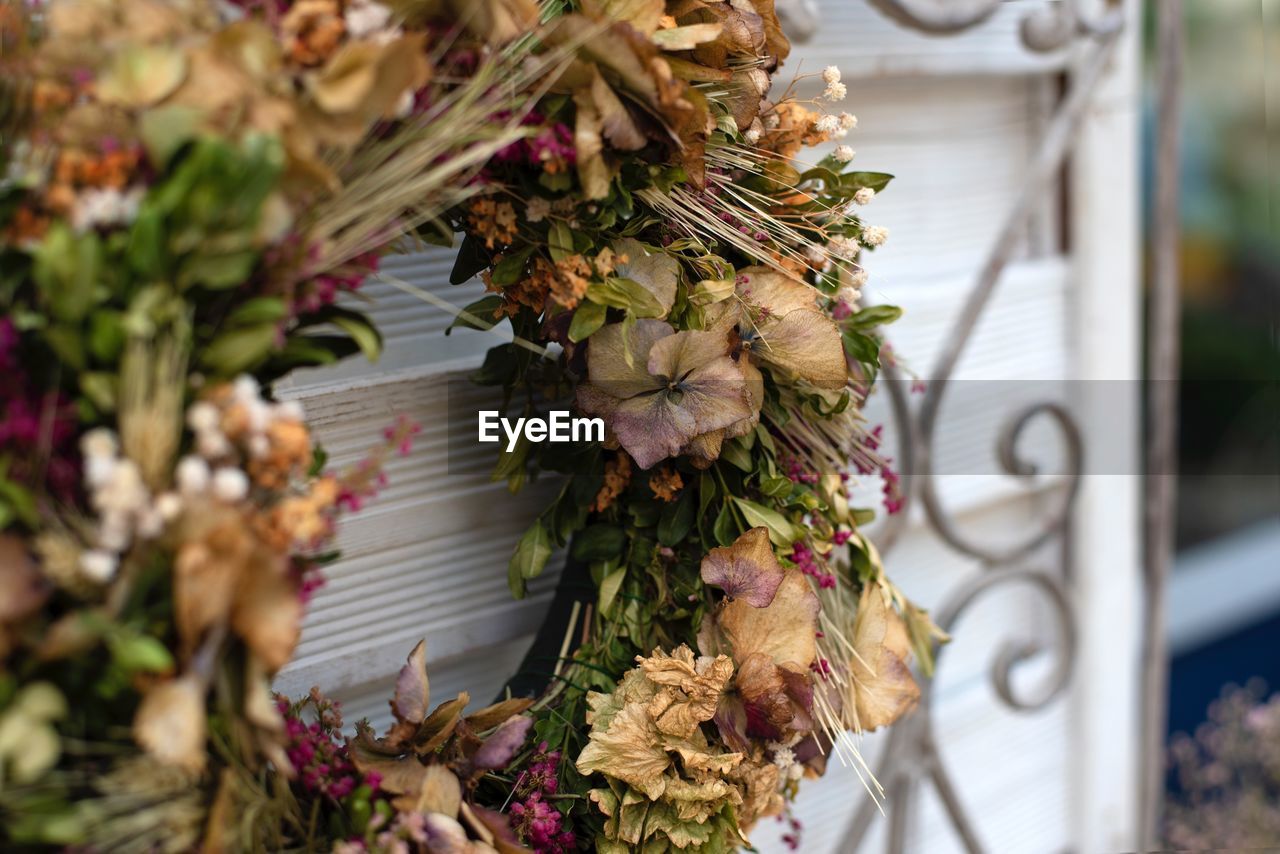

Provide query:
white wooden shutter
left=275, top=2, right=1143, bottom=851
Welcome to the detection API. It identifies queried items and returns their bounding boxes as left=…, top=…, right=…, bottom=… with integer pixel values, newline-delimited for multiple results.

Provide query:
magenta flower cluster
left=509, top=742, right=576, bottom=853
left=778, top=811, right=804, bottom=850
left=298, top=250, right=380, bottom=315
left=781, top=452, right=819, bottom=485
left=493, top=112, right=576, bottom=172
left=0, top=317, right=79, bottom=501
left=856, top=424, right=905, bottom=515
left=279, top=695, right=380, bottom=801
left=789, top=540, right=836, bottom=590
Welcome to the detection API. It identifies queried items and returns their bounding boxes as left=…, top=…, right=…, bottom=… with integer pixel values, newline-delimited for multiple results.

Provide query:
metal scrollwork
left=837, top=0, right=1134, bottom=850
left=864, top=0, right=1123, bottom=52
left=839, top=568, right=1077, bottom=854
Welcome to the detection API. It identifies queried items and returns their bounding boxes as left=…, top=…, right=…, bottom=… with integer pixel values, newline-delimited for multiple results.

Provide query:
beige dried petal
left=415, top=763, right=463, bottom=817
left=230, top=551, right=301, bottom=673
left=735, top=267, right=819, bottom=318
left=133, top=674, right=207, bottom=772
left=850, top=585, right=921, bottom=731
left=751, top=308, right=848, bottom=389
left=575, top=701, right=670, bottom=800
left=640, top=645, right=734, bottom=738
left=718, top=570, right=818, bottom=670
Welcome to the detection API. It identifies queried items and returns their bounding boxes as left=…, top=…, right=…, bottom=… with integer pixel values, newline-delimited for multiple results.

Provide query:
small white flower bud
left=196, top=430, right=232, bottom=460
left=862, top=225, right=889, bottom=247
left=822, top=65, right=842, bottom=85
left=155, top=492, right=184, bottom=522
left=833, top=145, right=855, bottom=163
left=84, top=455, right=118, bottom=490
left=248, top=434, right=271, bottom=459
left=176, top=455, right=211, bottom=496
left=80, top=428, right=118, bottom=460
left=211, top=467, right=250, bottom=503
left=854, top=187, right=876, bottom=205
left=80, top=550, right=118, bottom=583
left=136, top=507, right=165, bottom=540
left=232, top=375, right=260, bottom=405
left=186, top=401, right=220, bottom=434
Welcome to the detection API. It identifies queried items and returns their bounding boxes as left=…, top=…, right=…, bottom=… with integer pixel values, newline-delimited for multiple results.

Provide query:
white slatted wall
left=274, top=3, right=1142, bottom=851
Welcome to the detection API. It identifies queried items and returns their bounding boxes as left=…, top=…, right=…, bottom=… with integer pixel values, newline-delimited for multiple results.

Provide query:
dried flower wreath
left=0, top=0, right=943, bottom=851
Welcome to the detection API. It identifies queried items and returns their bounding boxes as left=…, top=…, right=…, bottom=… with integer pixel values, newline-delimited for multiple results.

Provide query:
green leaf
left=87, top=311, right=126, bottom=364
left=447, top=295, right=503, bottom=334
left=571, top=524, right=626, bottom=562
left=183, top=249, right=260, bottom=290
left=43, top=326, right=85, bottom=370
left=712, top=501, right=739, bottom=546
left=79, top=372, right=117, bottom=413
left=656, top=490, right=696, bottom=547
left=847, top=305, right=903, bottom=329
left=852, top=507, right=876, bottom=527
left=718, top=437, right=753, bottom=472
left=841, top=328, right=882, bottom=366
left=107, top=631, right=174, bottom=674
left=548, top=221, right=574, bottom=263
left=586, top=277, right=664, bottom=318
left=698, top=472, right=718, bottom=519
left=568, top=300, right=607, bottom=343
left=0, top=476, right=38, bottom=529
left=471, top=344, right=518, bottom=386
left=759, top=475, right=793, bottom=498
left=270, top=336, right=350, bottom=371
left=328, top=310, right=382, bottom=362
left=731, top=497, right=800, bottom=546
left=840, top=171, right=894, bottom=192
left=200, top=323, right=278, bottom=376
left=228, top=297, right=288, bottom=326
left=508, top=520, right=554, bottom=598
left=138, top=104, right=201, bottom=168
left=598, top=566, right=627, bottom=616
left=491, top=245, right=535, bottom=286
left=32, top=225, right=101, bottom=322
left=491, top=431, right=530, bottom=494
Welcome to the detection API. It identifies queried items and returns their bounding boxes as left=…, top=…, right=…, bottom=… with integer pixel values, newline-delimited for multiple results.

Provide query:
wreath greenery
left=0, top=1, right=944, bottom=851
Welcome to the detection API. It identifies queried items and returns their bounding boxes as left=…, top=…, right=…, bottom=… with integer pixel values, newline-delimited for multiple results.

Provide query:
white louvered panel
left=799, top=73, right=1053, bottom=283
left=273, top=370, right=561, bottom=699
left=750, top=684, right=1070, bottom=854
left=795, top=1, right=1070, bottom=78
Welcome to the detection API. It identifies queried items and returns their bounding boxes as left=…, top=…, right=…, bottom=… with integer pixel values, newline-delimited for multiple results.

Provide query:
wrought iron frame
left=803, top=1, right=1184, bottom=851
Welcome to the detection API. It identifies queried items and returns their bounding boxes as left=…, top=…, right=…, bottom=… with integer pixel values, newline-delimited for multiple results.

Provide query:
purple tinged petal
left=700, top=527, right=785, bottom=607
left=472, top=715, right=533, bottom=771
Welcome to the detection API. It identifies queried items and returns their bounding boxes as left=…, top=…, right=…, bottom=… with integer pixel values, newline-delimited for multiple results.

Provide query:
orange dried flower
left=547, top=254, right=593, bottom=310
left=649, top=467, right=683, bottom=502
left=468, top=198, right=519, bottom=250
left=5, top=206, right=50, bottom=244
left=593, top=452, right=632, bottom=512
left=283, top=0, right=346, bottom=67
left=249, top=419, right=313, bottom=489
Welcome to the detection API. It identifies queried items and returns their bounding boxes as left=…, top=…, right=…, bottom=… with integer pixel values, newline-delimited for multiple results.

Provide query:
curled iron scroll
left=865, top=0, right=1123, bottom=52
left=839, top=567, right=1077, bottom=853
